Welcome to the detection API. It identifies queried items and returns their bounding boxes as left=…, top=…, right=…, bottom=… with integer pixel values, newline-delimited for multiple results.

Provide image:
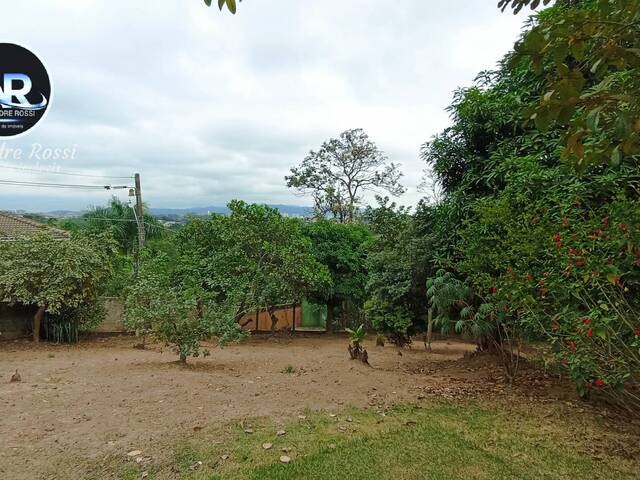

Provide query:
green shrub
left=364, top=295, right=412, bottom=346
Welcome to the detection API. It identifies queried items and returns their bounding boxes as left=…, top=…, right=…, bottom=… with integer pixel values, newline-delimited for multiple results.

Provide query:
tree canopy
left=412, top=0, right=640, bottom=406
left=286, top=129, right=405, bottom=223
left=303, top=219, right=373, bottom=329
left=0, top=232, right=115, bottom=315
left=0, top=232, right=116, bottom=341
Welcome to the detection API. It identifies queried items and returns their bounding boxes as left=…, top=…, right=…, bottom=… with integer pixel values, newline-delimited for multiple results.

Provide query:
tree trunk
left=326, top=300, right=335, bottom=333
left=268, top=307, right=279, bottom=333
left=426, top=308, right=433, bottom=352
left=33, top=306, right=45, bottom=342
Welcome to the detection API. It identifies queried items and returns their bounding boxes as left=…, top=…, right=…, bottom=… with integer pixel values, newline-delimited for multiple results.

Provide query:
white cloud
left=0, top=0, right=527, bottom=212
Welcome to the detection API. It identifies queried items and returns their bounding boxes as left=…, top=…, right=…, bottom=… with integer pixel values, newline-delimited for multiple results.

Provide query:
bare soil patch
left=0, top=334, right=635, bottom=479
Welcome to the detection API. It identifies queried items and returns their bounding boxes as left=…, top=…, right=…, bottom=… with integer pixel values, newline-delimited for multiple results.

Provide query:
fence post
left=292, top=304, right=296, bottom=332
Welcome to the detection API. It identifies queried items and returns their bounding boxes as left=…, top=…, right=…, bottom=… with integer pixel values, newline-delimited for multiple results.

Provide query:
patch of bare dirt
left=0, top=334, right=635, bottom=479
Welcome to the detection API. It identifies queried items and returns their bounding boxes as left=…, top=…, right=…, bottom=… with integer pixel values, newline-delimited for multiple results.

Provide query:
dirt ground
left=0, top=334, right=634, bottom=479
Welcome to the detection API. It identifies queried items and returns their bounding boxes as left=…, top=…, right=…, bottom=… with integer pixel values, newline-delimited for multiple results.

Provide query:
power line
left=0, top=179, right=132, bottom=190
left=73, top=216, right=177, bottom=232
left=75, top=217, right=139, bottom=222
left=0, top=164, right=133, bottom=179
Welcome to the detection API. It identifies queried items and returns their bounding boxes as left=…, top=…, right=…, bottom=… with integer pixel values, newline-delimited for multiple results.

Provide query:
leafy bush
left=364, top=295, right=412, bottom=346
left=124, top=252, right=247, bottom=362
left=46, top=301, right=107, bottom=343
left=416, top=0, right=640, bottom=408
left=0, top=232, right=116, bottom=341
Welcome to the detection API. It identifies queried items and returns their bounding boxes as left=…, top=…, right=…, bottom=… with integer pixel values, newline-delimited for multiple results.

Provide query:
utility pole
left=134, top=173, right=145, bottom=274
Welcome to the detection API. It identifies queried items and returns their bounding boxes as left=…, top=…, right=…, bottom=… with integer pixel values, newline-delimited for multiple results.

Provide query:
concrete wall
left=95, top=297, right=125, bottom=333
left=0, top=298, right=127, bottom=340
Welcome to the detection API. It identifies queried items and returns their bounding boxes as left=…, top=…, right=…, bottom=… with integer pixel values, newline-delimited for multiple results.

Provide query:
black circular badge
left=0, top=43, right=51, bottom=137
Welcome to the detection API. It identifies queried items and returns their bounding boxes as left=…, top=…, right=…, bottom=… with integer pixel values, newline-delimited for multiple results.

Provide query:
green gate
left=300, top=300, right=327, bottom=329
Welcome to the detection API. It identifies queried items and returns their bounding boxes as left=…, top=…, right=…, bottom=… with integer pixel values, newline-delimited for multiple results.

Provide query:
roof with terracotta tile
left=0, top=212, right=70, bottom=241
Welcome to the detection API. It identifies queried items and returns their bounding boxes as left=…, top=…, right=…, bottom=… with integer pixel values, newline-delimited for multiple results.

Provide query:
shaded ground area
left=1, top=335, right=638, bottom=479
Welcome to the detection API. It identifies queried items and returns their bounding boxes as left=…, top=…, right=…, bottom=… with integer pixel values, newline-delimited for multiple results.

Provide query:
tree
left=0, top=232, right=116, bottom=341
left=81, top=197, right=163, bottom=255
left=204, top=0, right=241, bottom=14
left=419, top=0, right=640, bottom=403
left=509, top=0, right=640, bottom=170
left=124, top=250, right=244, bottom=362
left=303, top=220, right=373, bottom=331
left=125, top=202, right=331, bottom=362
left=286, top=129, right=405, bottom=223
left=175, top=201, right=331, bottom=332
left=363, top=197, right=436, bottom=345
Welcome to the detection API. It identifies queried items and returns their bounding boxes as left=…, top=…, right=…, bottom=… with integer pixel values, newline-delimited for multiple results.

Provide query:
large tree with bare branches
left=286, top=129, right=405, bottom=223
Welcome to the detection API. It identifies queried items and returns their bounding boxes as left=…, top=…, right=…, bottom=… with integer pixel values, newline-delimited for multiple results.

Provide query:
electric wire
left=0, top=179, right=131, bottom=190
left=0, top=164, right=133, bottom=179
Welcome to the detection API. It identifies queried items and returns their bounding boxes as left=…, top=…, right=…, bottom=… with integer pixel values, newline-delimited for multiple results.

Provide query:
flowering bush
left=460, top=187, right=640, bottom=409
left=534, top=198, right=640, bottom=407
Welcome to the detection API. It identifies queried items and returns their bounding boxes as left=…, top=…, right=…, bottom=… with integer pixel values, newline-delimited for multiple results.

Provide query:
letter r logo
left=0, top=73, right=33, bottom=107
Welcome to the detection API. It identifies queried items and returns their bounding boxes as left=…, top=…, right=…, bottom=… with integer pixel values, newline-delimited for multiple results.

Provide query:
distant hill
left=149, top=204, right=314, bottom=218
left=35, top=204, right=315, bottom=219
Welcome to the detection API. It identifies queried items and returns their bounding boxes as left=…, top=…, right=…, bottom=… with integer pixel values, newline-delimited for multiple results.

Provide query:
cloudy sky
left=0, top=0, right=528, bottom=212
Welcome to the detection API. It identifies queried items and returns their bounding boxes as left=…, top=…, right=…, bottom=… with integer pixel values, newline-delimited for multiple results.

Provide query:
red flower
left=602, top=216, right=609, bottom=225
left=543, top=271, right=549, bottom=277
left=555, top=241, right=562, bottom=248
left=568, top=249, right=579, bottom=256
left=575, top=258, right=585, bottom=267
left=582, top=318, right=591, bottom=326
left=619, top=223, right=628, bottom=229
left=633, top=329, right=640, bottom=335
left=591, top=270, right=600, bottom=276
left=527, top=274, right=534, bottom=281
left=553, top=233, right=561, bottom=242
left=567, top=341, right=577, bottom=351
left=562, top=357, right=569, bottom=365
left=586, top=328, right=593, bottom=337
left=538, top=278, right=548, bottom=286
left=597, top=229, right=606, bottom=238
left=562, top=217, right=570, bottom=228
left=594, top=378, right=605, bottom=387
left=489, top=286, right=497, bottom=294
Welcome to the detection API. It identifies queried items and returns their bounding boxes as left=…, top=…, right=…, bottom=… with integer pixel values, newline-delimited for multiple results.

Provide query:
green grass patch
left=118, top=402, right=639, bottom=480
